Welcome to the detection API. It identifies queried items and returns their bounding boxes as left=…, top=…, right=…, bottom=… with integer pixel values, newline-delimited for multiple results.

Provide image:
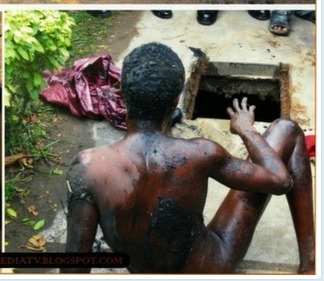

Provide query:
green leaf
left=20, top=26, right=34, bottom=34
left=22, top=218, right=35, bottom=226
left=10, top=115, right=20, bottom=122
left=33, top=219, right=45, bottom=230
left=33, top=41, right=45, bottom=53
left=7, top=208, right=18, bottom=218
left=17, top=47, right=30, bottom=61
left=52, top=168, right=63, bottom=175
left=26, top=78, right=34, bottom=92
left=13, top=30, right=23, bottom=42
left=4, top=89, right=12, bottom=107
left=58, top=47, right=69, bottom=58
left=64, top=38, right=71, bottom=46
left=29, top=89, right=40, bottom=101
left=33, top=73, right=43, bottom=87
left=5, top=48, right=16, bottom=59
left=47, top=56, right=60, bottom=70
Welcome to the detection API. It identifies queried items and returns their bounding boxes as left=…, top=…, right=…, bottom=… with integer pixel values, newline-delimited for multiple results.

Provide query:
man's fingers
left=232, top=98, right=240, bottom=112
left=227, top=107, right=235, bottom=117
left=241, top=97, right=248, bottom=111
left=249, top=105, right=256, bottom=114
left=229, top=97, right=255, bottom=115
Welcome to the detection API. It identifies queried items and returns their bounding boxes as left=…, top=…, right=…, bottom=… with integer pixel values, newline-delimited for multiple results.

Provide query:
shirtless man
left=61, top=43, right=315, bottom=274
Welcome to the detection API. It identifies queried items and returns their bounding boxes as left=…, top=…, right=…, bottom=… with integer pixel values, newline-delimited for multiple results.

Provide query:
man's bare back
left=66, top=134, right=218, bottom=271
left=61, top=43, right=315, bottom=274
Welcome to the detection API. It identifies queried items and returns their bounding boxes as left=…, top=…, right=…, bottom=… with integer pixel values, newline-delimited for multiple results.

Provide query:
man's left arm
left=60, top=163, right=99, bottom=273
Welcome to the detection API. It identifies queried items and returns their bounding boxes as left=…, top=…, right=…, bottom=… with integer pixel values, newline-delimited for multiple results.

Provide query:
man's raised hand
left=227, top=97, right=256, bottom=135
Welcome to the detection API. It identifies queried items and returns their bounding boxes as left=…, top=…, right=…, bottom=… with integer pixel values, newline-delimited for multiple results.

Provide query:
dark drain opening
left=193, top=76, right=281, bottom=122
left=182, top=61, right=290, bottom=123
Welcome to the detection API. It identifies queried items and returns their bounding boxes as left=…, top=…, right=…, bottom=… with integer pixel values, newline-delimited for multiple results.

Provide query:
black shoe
left=152, top=10, right=173, bottom=19
left=197, top=10, right=218, bottom=25
left=87, top=10, right=112, bottom=18
left=248, top=10, right=270, bottom=20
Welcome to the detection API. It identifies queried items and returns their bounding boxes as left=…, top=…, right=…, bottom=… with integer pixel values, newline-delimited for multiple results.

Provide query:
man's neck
left=126, top=119, right=163, bottom=135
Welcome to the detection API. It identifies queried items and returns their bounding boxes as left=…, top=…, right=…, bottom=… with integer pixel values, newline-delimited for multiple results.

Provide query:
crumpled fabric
left=42, top=54, right=127, bottom=129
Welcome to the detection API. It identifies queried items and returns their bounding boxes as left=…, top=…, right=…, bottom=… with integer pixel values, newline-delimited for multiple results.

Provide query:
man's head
left=121, top=43, right=185, bottom=123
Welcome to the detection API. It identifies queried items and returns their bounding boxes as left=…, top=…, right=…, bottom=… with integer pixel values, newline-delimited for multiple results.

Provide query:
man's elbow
left=274, top=176, right=293, bottom=195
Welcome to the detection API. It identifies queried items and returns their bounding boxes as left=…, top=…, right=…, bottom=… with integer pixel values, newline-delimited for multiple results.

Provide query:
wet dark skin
left=61, top=96, right=315, bottom=274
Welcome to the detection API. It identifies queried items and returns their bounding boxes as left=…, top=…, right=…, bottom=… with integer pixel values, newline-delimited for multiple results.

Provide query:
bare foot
left=272, top=25, right=289, bottom=34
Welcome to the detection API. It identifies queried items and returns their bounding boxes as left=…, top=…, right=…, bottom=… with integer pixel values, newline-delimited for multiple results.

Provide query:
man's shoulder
left=178, top=137, right=219, bottom=149
left=67, top=145, right=115, bottom=167
left=176, top=137, right=228, bottom=160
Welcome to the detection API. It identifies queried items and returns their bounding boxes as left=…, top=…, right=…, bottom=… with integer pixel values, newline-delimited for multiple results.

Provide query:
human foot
left=269, top=10, right=292, bottom=36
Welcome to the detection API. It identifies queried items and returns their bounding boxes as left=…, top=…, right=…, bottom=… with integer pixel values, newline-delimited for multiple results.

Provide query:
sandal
left=269, top=10, right=291, bottom=36
left=294, top=10, right=315, bottom=24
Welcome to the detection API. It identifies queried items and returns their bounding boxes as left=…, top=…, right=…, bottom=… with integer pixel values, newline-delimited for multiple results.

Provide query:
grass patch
left=65, top=10, right=118, bottom=65
left=5, top=103, right=59, bottom=201
left=5, top=103, right=56, bottom=156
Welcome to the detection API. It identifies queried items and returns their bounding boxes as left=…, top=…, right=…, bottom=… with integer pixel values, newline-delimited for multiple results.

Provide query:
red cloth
left=42, top=55, right=127, bottom=129
left=305, top=135, right=315, bottom=157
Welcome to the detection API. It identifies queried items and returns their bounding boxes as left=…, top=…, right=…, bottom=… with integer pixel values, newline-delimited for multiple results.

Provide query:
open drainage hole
left=183, top=62, right=290, bottom=123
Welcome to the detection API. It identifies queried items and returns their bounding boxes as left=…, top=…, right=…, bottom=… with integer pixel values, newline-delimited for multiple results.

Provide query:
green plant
left=4, top=11, right=75, bottom=203
left=5, top=104, right=56, bottom=156
left=4, top=11, right=118, bottom=203
left=5, top=172, right=32, bottom=201
left=5, top=10, right=74, bottom=156
left=5, top=10, right=75, bottom=110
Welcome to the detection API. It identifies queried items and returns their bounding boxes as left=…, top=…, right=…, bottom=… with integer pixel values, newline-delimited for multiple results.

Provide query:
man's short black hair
left=121, top=42, right=185, bottom=122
